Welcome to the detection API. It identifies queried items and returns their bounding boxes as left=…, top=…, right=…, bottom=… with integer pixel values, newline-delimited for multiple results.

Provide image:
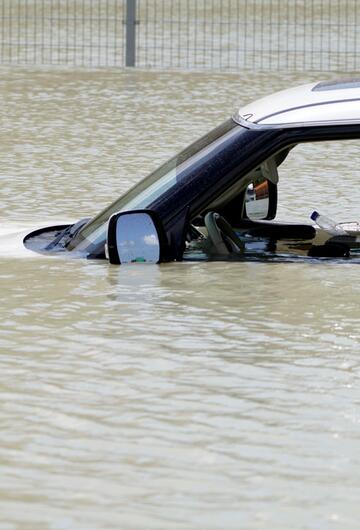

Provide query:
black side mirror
left=106, top=210, right=168, bottom=265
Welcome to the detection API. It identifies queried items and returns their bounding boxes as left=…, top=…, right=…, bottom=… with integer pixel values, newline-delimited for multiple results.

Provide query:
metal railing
left=0, top=0, right=359, bottom=71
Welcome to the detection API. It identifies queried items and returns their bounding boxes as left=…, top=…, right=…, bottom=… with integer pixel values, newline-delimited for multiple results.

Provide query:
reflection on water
left=1, top=67, right=360, bottom=529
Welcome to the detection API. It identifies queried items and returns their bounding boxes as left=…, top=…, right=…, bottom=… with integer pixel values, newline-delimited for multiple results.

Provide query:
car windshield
left=68, top=119, right=238, bottom=254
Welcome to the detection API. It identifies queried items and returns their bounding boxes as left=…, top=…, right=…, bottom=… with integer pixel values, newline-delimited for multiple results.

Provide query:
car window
left=68, top=119, right=238, bottom=254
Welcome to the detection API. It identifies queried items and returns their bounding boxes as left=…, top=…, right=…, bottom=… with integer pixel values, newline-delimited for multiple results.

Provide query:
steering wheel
left=204, top=212, right=244, bottom=255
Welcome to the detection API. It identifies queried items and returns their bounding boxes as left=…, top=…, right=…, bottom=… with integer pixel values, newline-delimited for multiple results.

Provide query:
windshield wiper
left=45, top=218, right=90, bottom=252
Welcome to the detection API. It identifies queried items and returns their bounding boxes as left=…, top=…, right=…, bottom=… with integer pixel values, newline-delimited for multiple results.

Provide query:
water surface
left=0, top=67, right=360, bottom=530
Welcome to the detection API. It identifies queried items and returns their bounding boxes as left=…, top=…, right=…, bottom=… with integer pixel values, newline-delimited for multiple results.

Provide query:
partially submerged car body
left=24, top=78, right=360, bottom=263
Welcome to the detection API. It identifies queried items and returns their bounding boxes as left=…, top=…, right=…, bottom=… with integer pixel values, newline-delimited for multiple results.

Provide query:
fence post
left=125, top=0, right=137, bottom=67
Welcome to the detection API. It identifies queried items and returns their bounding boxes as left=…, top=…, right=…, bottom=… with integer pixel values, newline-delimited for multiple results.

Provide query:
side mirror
left=245, top=178, right=270, bottom=220
left=107, top=210, right=167, bottom=265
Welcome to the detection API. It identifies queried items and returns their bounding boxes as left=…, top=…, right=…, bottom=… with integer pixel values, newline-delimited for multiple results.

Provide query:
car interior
left=186, top=149, right=351, bottom=260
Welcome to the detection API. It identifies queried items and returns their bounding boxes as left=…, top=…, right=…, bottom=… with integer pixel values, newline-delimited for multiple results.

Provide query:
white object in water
left=310, top=211, right=348, bottom=236
left=337, top=221, right=360, bottom=236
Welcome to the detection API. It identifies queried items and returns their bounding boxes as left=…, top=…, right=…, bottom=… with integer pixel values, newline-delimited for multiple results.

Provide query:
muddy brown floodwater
left=0, top=67, right=360, bottom=529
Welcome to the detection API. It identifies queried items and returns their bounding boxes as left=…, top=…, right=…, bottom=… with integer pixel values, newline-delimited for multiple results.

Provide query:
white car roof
left=236, top=79, right=360, bottom=127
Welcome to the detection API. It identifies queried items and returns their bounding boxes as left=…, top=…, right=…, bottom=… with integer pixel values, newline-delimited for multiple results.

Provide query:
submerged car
left=24, top=78, right=360, bottom=264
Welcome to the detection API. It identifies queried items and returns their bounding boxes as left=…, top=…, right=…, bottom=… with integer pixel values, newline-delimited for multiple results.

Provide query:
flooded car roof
left=235, top=78, right=360, bottom=127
